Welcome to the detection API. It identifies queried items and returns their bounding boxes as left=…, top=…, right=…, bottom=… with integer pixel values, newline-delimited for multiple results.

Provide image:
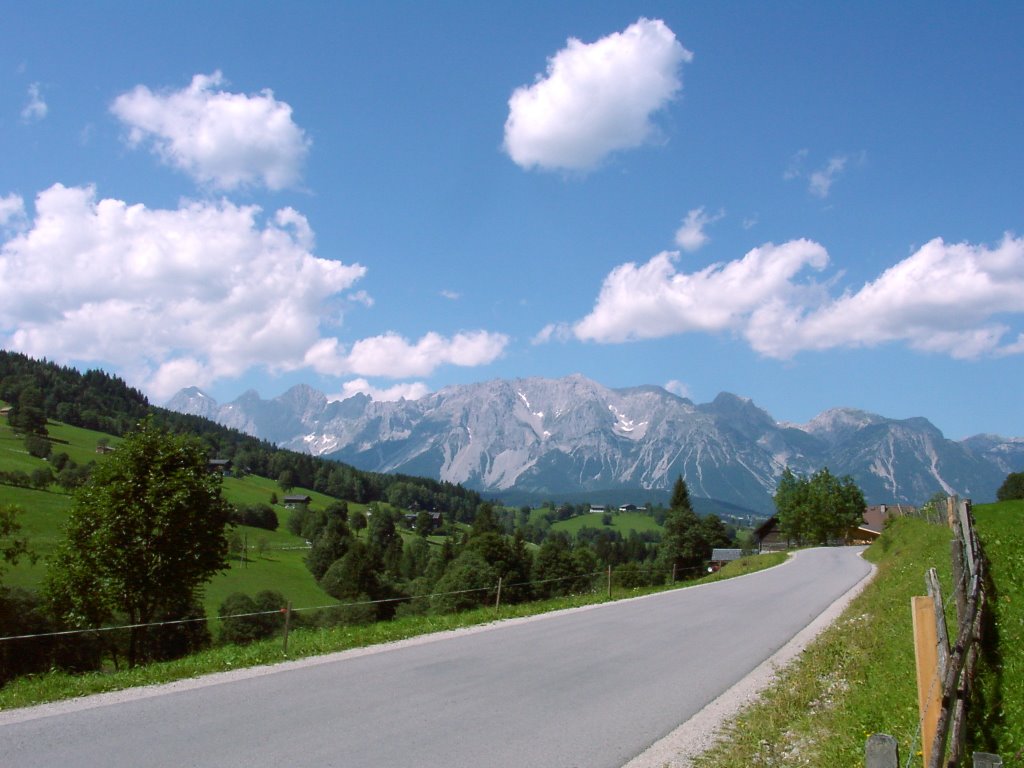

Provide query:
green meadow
left=551, top=510, right=663, bottom=536
left=0, top=417, right=336, bottom=615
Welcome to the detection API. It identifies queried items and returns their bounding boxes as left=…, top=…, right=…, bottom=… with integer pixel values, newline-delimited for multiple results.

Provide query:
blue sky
left=2, top=2, right=1022, bottom=440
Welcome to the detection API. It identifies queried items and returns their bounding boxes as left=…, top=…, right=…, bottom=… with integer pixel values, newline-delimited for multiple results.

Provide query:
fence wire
left=0, top=561, right=710, bottom=646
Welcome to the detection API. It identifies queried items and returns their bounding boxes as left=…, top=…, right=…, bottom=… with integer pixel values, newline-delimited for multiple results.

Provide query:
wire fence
left=0, top=561, right=713, bottom=647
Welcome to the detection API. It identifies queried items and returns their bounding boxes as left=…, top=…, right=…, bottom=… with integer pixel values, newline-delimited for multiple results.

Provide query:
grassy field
left=0, top=418, right=336, bottom=614
left=551, top=510, right=663, bottom=536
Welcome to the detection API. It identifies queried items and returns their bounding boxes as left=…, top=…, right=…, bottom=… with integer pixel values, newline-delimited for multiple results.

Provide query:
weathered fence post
left=951, top=535, right=967, bottom=624
left=495, top=577, right=502, bottom=611
left=912, top=595, right=942, bottom=767
left=925, top=568, right=950, bottom=678
left=607, top=565, right=612, bottom=598
left=282, top=601, right=292, bottom=654
left=865, top=733, right=899, bottom=768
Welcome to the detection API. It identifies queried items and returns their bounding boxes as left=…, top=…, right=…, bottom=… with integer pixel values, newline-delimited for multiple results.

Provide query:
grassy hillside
left=0, top=417, right=336, bottom=614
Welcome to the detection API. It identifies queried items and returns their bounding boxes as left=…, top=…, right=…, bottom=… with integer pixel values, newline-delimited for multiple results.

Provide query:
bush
left=0, top=587, right=103, bottom=683
left=218, top=590, right=288, bottom=645
left=229, top=503, right=279, bottom=531
left=30, top=467, right=53, bottom=489
left=24, top=433, right=51, bottom=459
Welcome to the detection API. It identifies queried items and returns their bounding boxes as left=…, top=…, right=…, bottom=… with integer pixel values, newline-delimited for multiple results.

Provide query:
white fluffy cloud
left=304, top=330, right=509, bottom=378
left=674, top=207, right=723, bottom=252
left=559, top=233, right=1024, bottom=360
left=0, top=184, right=365, bottom=400
left=573, top=240, right=830, bottom=343
left=748, top=234, right=1024, bottom=359
left=111, top=71, right=310, bottom=190
left=504, top=18, right=692, bottom=171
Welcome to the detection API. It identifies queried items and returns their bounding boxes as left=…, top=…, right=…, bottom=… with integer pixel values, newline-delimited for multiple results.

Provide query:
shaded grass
left=0, top=551, right=785, bottom=711
left=692, top=517, right=954, bottom=768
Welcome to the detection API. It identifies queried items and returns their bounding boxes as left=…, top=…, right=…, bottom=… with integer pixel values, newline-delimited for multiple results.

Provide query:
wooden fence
left=866, top=497, right=1000, bottom=767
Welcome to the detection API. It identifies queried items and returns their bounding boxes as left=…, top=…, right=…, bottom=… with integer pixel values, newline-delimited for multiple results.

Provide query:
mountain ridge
left=166, top=376, right=1024, bottom=513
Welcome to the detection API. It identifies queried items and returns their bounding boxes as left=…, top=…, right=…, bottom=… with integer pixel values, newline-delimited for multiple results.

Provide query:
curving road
left=0, top=547, right=871, bottom=768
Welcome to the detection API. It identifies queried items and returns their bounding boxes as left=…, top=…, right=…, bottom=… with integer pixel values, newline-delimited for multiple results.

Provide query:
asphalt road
left=1, top=547, right=871, bottom=768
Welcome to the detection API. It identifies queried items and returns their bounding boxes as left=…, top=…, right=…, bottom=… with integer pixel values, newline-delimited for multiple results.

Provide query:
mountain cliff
left=166, top=375, right=1024, bottom=513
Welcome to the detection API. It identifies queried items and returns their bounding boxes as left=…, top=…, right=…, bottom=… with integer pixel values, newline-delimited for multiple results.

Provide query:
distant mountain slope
left=166, top=375, right=1024, bottom=512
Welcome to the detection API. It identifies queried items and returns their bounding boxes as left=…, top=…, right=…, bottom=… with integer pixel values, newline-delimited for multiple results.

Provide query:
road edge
left=621, top=550, right=878, bottom=768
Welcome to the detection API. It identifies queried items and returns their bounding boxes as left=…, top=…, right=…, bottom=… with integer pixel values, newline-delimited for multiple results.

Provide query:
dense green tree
left=533, top=534, right=582, bottom=598
left=306, top=515, right=353, bottom=580
left=229, top=503, right=279, bottom=531
left=277, top=469, right=296, bottom=492
left=774, top=466, right=866, bottom=545
left=670, top=474, right=692, bottom=512
left=658, top=476, right=710, bottom=579
left=24, top=432, right=51, bottom=459
left=30, top=467, right=53, bottom=490
left=465, top=530, right=533, bottom=602
left=320, top=541, right=380, bottom=602
left=431, top=550, right=498, bottom=613
left=218, top=590, right=287, bottom=645
left=400, top=537, right=431, bottom=581
left=470, top=502, right=503, bottom=536
left=46, top=418, right=231, bottom=666
left=415, top=509, right=433, bottom=537
left=8, top=384, right=48, bottom=436
left=997, top=471, right=1024, bottom=501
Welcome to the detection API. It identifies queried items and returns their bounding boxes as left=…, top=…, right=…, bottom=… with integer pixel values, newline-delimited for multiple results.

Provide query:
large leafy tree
left=774, top=466, right=865, bottom=545
left=46, top=418, right=231, bottom=666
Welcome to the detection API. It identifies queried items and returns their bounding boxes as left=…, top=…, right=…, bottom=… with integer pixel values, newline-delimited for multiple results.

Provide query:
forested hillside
left=0, top=350, right=481, bottom=519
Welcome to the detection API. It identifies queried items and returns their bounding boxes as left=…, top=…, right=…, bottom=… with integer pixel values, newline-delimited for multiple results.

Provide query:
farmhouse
left=283, top=494, right=312, bottom=509
left=207, top=458, right=232, bottom=475
left=755, top=516, right=789, bottom=553
left=710, top=548, right=744, bottom=571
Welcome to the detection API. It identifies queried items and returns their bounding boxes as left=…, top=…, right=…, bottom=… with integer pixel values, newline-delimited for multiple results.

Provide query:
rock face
left=166, top=375, right=1024, bottom=512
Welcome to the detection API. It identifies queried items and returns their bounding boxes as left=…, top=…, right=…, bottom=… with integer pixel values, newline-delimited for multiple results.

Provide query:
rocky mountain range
left=167, top=375, right=1024, bottom=513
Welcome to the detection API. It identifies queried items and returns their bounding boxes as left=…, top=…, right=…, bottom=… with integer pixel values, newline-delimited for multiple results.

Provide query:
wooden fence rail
left=867, top=497, right=997, bottom=768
